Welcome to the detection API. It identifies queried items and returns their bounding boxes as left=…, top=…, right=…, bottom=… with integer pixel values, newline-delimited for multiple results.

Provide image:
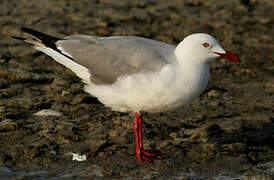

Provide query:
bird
left=13, top=27, right=241, bottom=162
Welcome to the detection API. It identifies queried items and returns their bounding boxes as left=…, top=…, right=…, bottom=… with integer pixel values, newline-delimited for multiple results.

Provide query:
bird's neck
left=173, top=51, right=210, bottom=101
left=176, top=58, right=210, bottom=88
left=175, top=49, right=209, bottom=73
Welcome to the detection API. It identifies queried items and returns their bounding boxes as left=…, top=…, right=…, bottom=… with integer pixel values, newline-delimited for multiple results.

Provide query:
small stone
left=0, top=119, right=18, bottom=132
left=108, top=130, right=118, bottom=139
left=256, top=17, right=271, bottom=24
left=207, top=89, right=221, bottom=98
left=159, top=140, right=169, bottom=148
left=121, top=121, right=131, bottom=129
left=34, top=109, right=63, bottom=116
left=68, top=153, right=87, bottom=161
left=207, top=101, right=220, bottom=107
left=61, top=90, right=70, bottom=96
left=169, top=132, right=178, bottom=138
left=51, top=79, right=69, bottom=87
left=224, top=143, right=247, bottom=153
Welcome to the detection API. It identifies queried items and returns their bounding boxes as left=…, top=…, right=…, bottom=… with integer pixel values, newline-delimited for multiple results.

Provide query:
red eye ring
left=202, top=42, right=210, bottom=48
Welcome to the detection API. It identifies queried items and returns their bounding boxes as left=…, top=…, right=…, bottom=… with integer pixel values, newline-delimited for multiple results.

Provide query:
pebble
left=0, top=119, right=18, bottom=132
left=68, top=153, right=87, bottom=161
left=207, top=89, right=221, bottom=98
left=61, top=90, right=70, bottom=96
left=33, top=109, right=63, bottom=116
left=207, top=100, right=221, bottom=107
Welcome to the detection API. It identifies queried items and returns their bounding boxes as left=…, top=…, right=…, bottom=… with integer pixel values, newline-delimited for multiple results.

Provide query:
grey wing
left=56, top=35, right=176, bottom=85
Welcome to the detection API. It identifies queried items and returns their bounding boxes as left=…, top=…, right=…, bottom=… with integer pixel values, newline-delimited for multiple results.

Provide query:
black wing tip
left=21, top=27, right=40, bottom=37
left=15, top=27, right=74, bottom=60
left=11, top=36, right=26, bottom=41
left=20, top=27, right=60, bottom=41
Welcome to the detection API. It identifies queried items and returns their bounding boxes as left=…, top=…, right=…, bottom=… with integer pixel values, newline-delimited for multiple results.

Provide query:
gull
left=13, top=27, right=241, bottom=162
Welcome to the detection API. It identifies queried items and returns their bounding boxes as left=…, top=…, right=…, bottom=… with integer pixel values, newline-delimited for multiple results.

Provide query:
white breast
left=84, top=63, right=210, bottom=113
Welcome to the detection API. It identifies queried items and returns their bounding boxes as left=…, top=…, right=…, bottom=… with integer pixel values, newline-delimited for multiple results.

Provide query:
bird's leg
left=133, top=112, right=142, bottom=162
left=137, top=113, right=162, bottom=157
left=133, top=112, right=162, bottom=162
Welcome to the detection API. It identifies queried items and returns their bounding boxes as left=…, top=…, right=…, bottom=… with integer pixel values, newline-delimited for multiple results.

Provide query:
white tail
left=35, top=46, right=91, bottom=84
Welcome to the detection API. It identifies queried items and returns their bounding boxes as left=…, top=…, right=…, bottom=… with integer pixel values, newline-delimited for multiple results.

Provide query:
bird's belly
left=90, top=81, right=206, bottom=113
left=88, top=86, right=187, bottom=113
left=84, top=64, right=209, bottom=113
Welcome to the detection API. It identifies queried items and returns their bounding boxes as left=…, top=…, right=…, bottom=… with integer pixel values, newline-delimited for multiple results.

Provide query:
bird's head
left=175, top=33, right=241, bottom=64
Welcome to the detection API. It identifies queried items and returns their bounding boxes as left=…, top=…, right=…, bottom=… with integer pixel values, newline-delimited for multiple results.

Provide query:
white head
left=175, top=33, right=241, bottom=64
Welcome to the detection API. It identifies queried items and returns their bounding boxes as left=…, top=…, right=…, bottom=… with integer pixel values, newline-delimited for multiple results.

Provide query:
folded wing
left=56, top=35, right=176, bottom=84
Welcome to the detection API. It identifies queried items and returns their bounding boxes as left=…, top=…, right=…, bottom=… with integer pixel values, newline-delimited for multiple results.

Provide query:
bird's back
left=57, top=35, right=176, bottom=85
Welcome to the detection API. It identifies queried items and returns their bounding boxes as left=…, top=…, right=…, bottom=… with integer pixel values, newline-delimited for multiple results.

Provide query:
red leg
left=133, top=112, right=162, bottom=162
left=133, top=113, right=142, bottom=162
left=138, top=116, right=162, bottom=157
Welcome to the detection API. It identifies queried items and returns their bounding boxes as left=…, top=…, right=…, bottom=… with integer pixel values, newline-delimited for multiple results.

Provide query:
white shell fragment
left=68, top=153, right=87, bottom=161
left=34, top=109, right=63, bottom=116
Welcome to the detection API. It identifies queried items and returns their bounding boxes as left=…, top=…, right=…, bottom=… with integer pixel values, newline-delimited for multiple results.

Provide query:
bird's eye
left=202, top=42, right=210, bottom=48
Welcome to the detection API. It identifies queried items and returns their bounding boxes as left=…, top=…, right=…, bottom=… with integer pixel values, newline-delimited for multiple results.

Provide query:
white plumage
left=34, top=33, right=222, bottom=113
left=14, top=28, right=241, bottom=162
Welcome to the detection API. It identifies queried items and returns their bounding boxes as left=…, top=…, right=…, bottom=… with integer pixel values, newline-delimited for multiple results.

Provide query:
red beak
left=214, top=51, right=241, bottom=63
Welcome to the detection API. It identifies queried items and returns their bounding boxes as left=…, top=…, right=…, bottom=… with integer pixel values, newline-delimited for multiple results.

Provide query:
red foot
left=133, top=112, right=162, bottom=162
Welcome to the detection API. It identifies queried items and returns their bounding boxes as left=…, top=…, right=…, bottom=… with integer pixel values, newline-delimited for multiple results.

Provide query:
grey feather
left=56, top=35, right=176, bottom=85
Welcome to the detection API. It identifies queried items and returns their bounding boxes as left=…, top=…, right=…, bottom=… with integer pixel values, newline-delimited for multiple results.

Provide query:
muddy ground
left=0, top=0, right=273, bottom=179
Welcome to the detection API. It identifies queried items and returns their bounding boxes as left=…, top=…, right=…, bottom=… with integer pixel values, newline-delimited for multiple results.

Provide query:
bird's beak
left=214, top=51, right=241, bottom=63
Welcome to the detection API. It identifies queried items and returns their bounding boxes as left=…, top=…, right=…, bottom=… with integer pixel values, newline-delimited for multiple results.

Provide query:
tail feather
left=12, top=27, right=91, bottom=84
left=12, top=35, right=46, bottom=48
left=13, top=27, right=73, bottom=59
